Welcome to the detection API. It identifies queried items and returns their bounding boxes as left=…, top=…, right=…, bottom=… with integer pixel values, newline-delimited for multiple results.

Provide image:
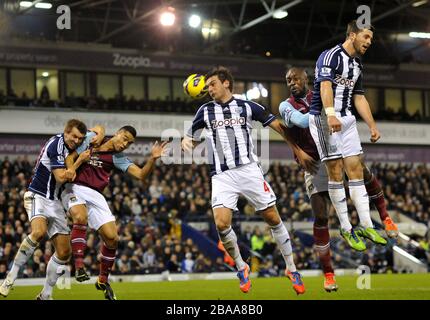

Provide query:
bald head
left=286, top=68, right=308, bottom=98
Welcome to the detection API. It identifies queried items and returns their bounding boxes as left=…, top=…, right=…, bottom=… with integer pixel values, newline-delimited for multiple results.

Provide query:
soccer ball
left=183, top=74, right=207, bottom=99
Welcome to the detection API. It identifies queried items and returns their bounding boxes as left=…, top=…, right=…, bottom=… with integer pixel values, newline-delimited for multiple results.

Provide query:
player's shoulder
left=239, top=98, right=266, bottom=110
left=46, top=134, right=64, bottom=154
left=318, top=44, right=342, bottom=63
left=195, top=101, right=215, bottom=115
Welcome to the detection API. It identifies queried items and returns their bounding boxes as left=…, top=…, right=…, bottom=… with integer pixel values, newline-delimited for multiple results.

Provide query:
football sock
left=365, top=173, right=389, bottom=221
left=217, top=226, right=246, bottom=270
left=71, top=224, right=87, bottom=269
left=99, top=243, right=116, bottom=283
left=313, top=224, right=334, bottom=274
left=8, top=235, right=38, bottom=282
left=349, top=179, right=373, bottom=228
left=270, top=222, right=296, bottom=272
left=41, top=254, right=68, bottom=299
left=328, top=181, right=352, bottom=231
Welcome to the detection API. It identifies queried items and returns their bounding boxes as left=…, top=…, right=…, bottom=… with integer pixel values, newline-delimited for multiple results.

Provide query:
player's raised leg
left=343, top=156, right=387, bottom=245
left=214, top=207, right=250, bottom=293
left=37, top=234, right=71, bottom=300
left=260, top=205, right=305, bottom=295
left=96, top=221, right=119, bottom=300
left=0, top=215, right=45, bottom=297
left=362, top=162, right=398, bottom=238
left=69, top=204, right=90, bottom=282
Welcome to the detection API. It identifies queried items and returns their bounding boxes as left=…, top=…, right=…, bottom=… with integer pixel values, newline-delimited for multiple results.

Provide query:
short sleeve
left=113, top=152, right=133, bottom=173
left=186, top=105, right=207, bottom=140
left=353, top=74, right=364, bottom=95
left=315, top=49, right=339, bottom=83
left=248, top=101, right=276, bottom=127
left=47, top=139, right=65, bottom=169
left=76, top=131, right=96, bottom=155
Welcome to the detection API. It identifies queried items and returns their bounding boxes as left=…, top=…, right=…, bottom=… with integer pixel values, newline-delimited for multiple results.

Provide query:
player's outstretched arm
left=353, top=94, right=380, bottom=143
left=279, top=101, right=310, bottom=129
left=88, top=125, right=106, bottom=147
left=268, top=119, right=318, bottom=173
left=127, top=141, right=169, bottom=181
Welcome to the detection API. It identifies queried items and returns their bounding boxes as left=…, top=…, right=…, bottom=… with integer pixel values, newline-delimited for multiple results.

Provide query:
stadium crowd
left=0, top=156, right=429, bottom=279
left=1, top=89, right=427, bottom=122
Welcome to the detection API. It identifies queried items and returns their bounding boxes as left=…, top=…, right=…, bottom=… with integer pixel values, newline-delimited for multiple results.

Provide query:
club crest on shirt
left=88, top=155, right=103, bottom=168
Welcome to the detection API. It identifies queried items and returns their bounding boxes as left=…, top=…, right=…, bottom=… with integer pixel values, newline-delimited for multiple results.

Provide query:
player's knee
left=263, top=213, right=281, bottom=226
left=326, top=161, right=343, bottom=181
left=70, top=206, right=88, bottom=225
left=260, top=206, right=281, bottom=226
left=104, top=234, right=119, bottom=249
left=73, top=213, right=88, bottom=225
left=314, top=214, right=328, bottom=227
left=215, top=221, right=231, bottom=232
left=56, top=247, right=71, bottom=261
left=31, top=229, right=46, bottom=242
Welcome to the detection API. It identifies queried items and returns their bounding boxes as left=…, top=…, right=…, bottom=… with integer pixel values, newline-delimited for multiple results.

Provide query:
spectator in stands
left=250, top=226, right=265, bottom=255
left=181, top=252, right=194, bottom=273
left=0, top=157, right=428, bottom=279
left=167, top=254, right=180, bottom=273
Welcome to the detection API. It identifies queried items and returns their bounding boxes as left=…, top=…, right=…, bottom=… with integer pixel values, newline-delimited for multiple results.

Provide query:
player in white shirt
left=308, top=20, right=387, bottom=251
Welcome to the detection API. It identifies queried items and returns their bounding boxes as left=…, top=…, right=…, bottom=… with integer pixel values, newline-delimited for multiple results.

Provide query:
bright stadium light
left=188, top=14, right=201, bottom=28
left=273, top=10, right=288, bottom=19
left=412, top=0, right=428, bottom=7
left=19, top=1, right=33, bottom=7
left=160, top=7, right=176, bottom=27
left=35, top=2, right=52, bottom=9
left=409, top=32, right=430, bottom=39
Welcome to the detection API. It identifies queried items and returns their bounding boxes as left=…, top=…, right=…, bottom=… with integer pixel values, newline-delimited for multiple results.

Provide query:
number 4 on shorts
left=263, top=181, right=270, bottom=193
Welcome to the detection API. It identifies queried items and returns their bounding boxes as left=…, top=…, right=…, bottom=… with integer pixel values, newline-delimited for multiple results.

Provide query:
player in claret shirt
left=62, top=125, right=168, bottom=300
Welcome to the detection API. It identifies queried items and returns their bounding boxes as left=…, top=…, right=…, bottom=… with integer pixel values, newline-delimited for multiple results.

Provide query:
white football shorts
left=304, top=161, right=329, bottom=198
left=61, top=183, right=115, bottom=231
left=23, top=191, right=69, bottom=239
left=211, top=162, right=277, bottom=212
left=309, top=113, right=363, bottom=162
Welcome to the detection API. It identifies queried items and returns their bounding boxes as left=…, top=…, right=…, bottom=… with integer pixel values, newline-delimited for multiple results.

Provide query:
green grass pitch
left=3, top=273, right=430, bottom=300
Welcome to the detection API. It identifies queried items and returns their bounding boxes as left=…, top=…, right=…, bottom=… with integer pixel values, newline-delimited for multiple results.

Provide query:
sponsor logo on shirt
left=211, top=117, right=246, bottom=129
left=334, top=74, right=355, bottom=88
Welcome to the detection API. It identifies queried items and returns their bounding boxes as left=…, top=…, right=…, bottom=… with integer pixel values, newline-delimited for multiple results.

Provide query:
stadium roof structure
left=1, top=0, right=430, bottom=64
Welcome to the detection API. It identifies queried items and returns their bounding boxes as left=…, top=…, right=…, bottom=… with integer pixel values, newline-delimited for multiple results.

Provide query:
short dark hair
left=119, top=125, right=137, bottom=138
left=286, top=67, right=308, bottom=79
left=206, top=66, right=234, bottom=92
left=346, top=20, right=375, bottom=39
left=64, top=119, right=87, bottom=135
